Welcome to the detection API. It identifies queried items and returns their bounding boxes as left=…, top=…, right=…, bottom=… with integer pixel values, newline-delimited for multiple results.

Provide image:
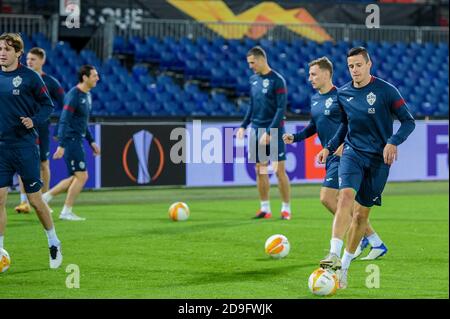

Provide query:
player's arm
left=52, top=80, right=65, bottom=140
left=387, top=89, right=416, bottom=146
left=267, top=77, right=287, bottom=134
left=384, top=87, right=416, bottom=165
left=318, top=106, right=348, bottom=163
left=85, top=126, right=100, bottom=156
left=293, top=120, right=317, bottom=142
left=29, top=74, right=54, bottom=128
left=57, top=95, right=76, bottom=148
left=283, top=120, right=316, bottom=144
left=237, top=95, right=253, bottom=139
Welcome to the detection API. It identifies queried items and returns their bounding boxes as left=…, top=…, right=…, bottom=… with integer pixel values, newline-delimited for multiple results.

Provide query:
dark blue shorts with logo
left=63, top=138, right=87, bottom=175
left=338, top=144, right=390, bottom=207
left=0, top=144, right=42, bottom=193
left=248, top=126, right=286, bottom=163
left=36, top=122, right=50, bottom=162
left=322, top=154, right=340, bottom=189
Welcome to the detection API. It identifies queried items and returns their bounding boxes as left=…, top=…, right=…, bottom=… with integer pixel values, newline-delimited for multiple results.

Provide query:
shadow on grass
left=154, top=263, right=317, bottom=289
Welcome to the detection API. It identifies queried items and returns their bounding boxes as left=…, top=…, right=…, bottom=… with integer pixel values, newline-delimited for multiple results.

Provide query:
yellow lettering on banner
left=167, top=0, right=333, bottom=42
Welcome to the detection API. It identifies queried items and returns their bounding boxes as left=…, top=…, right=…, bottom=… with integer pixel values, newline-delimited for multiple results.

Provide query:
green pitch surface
left=0, top=181, right=448, bottom=299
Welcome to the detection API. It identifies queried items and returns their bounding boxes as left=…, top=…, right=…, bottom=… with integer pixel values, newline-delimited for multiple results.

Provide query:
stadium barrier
left=44, top=120, right=448, bottom=189
left=115, top=18, right=449, bottom=44
left=0, top=13, right=57, bottom=45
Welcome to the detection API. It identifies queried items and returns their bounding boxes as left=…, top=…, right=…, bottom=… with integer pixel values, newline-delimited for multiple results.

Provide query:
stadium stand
left=20, top=32, right=449, bottom=118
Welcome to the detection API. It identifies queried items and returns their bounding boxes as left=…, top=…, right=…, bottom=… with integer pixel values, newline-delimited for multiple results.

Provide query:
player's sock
left=341, top=250, right=354, bottom=270
left=20, top=193, right=28, bottom=203
left=43, top=192, right=53, bottom=203
left=61, top=205, right=72, bottom=215
left=281, top=202, right=291, bottom=214
left=367, top=232, right=383, bottom=247
left=45, top=227, right=61, bottom=247
left=260, top=201, right=271, bottom=213
left=0, top=235, right=3, bottom=249
left=330, top=238, right=343, bottom=257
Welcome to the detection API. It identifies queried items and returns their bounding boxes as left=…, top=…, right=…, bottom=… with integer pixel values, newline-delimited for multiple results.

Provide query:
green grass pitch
left=0, top=181, right=448, bottom=299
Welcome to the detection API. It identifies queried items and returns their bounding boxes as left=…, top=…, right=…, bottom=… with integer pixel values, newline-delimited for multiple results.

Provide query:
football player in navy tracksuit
left=317, top=47, right=415, bottom=289
left=15, top=47, right=65, bottom=214
left=43, top=65, right=100, bottom=221
left=0, top=33, right=62, bottom=269
left=283, top=56, right=388, bottom=261
left=237, top=46, right=292, bottom=220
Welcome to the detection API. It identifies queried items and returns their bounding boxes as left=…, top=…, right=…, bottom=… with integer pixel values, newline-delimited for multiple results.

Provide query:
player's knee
left=76, top=171, right=89, bottom=182
left=320, top=194, right=333, bottom=210
left=353, top=211, right=369, bottom=226
left=338, top=190, right=354, bottom=206
left=40, top=160, right=49, bottom=170
left=0, top=194, right=7, bottom=207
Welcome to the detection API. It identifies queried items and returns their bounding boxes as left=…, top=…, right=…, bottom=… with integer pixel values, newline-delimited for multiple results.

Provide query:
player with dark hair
left=283, top=56, right=387, bottom=260
left=237, top=46, right=292, bottom=220
left=14, top=46, right=65, bottom=214
left=43, top=65, right=100, bottom=221
left=0, top=33, right=62, bottom=268
left=317, top=47, right=415, bottom=289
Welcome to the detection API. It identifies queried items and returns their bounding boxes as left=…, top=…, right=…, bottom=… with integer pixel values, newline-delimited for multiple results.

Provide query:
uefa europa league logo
left=132, top=130, right=153, bottom=184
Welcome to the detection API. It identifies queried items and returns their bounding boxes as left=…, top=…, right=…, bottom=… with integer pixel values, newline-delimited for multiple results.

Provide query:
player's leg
left=320, top=187, right=339, bottom=214
left=0, top=151, right=14, bottom=251
left=254, top=162, right=272, bottom=218
left=273, top=129, right=291, bottom=219
left=40, top=160, right=50, bottom=193
left=37, top=124, right=51, bottom=193
left=358, top=164, right=390, bottom=260
left=43, top=176, right=75, bottom=202
left=320, top=147, right=364, bottom=270
left=249, top=127, right=271, bottom=218
left=339, top=202, right=371, bottom=289
left=14, top=175, right=31, bottom=213
left=274, top=160, right=291, bottom=219
left=59, top=139, right=88, bottom=221
left=320, top=156, right=340, bottom=215
left=339, top=162, right=390, bottom=288
left=0, top=187, right=8, bottom=250
left=15, top=146, right=62, bottom=269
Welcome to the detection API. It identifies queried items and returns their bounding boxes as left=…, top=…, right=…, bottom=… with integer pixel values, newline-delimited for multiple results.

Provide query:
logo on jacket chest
left=12, top=76, right=22, bottom=95
left=262, top=79, right=270, bottom=94
left=367, top=92, right=376, bottom=114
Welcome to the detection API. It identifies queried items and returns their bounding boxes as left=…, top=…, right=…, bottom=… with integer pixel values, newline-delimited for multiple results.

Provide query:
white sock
left=341, top=250, right=355, bottom=270
left=61, top=205, right=72, bottom=215
left=260, top=201, right=271, bottom=213
left=367, top=233, right=383, bottom=247
left=330, top=237, right=344, bottom=257
left=0, top=235, right=3, bottom=249
left=281, top=202, right=291, bottom=214
left=20, top=193, right=28, bottom=203
left=43, top=192, right=53, bottom=203
left=45, top=228, right=60, bottom=247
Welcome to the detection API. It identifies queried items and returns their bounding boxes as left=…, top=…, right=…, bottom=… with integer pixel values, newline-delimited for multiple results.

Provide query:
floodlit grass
left=0, top=181, right=448, bottom=299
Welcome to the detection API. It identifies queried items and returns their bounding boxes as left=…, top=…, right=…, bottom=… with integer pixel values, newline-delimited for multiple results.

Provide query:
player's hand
left=282, top=133, right=294, bottom=144
left=237, top=127, right=245, bottom=139
left=91, top=142, right=101, bottom=156
left=20, top=117, right=34, bottom=129
left=53, top=146, right=65, bottom=159
left=383, top=143, right=397, bottom=165
left=317, top=148, right=330, bottom=164
left=52, top=135, right=59, bottom=142
left=259, top=132, right=270, bottom=145
left=334, top=144, right=344, bottom=157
